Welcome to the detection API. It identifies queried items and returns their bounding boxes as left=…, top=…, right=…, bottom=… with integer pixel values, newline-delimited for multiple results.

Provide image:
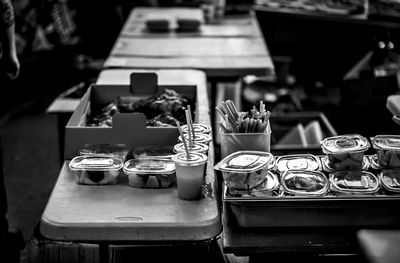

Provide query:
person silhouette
left=0, top=0, right=19, bottom=80
left=0, top=1, right=24, bottom=262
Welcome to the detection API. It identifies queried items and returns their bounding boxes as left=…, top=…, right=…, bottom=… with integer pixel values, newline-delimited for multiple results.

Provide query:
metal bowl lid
left=321, top=134, right=370, bottom=154
left=124, top=158, right=175, bottom=174
left=371, top=135, right=400, bottom=150
left=330, top=171, right=379, bottom=194
left=380, top=169, right=400, bottom=192
left=321, top=155, right=370, bottom=172
left=69, top=156, right=123, bottom=171
left=214, top=151, right=274, bottom=173
left=281, top=170, right=329, bottom=196
left=276, top=154, right=321, bottom=172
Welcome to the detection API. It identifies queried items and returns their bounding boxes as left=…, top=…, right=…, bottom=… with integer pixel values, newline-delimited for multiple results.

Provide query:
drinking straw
left=230, top=100, right=239, bottom=117
left=226, top=100, right=239, bottom=119
left=225, top=114, right=236, bottom=132
left=185, top=110, right=193, bottom=148
left=219, top=122, right=229, bottom=133
left=176, top=121, right=191, bottom=159
left=215, top=106, right=226, bottom=119
left=187, top=105, right=196, bottom=142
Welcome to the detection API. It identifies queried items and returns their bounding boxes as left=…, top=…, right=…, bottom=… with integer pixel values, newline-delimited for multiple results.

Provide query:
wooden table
left=104, top=7, right=274, bottom=78
left=120, top=7, right=262, bottom=38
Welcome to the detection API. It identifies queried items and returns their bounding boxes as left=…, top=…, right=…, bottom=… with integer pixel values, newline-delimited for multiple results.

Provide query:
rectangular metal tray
left=223, top=155, right=400, bottom=228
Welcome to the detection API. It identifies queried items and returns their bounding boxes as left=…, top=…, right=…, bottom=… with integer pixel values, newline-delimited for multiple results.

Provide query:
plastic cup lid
left=181, top=123, right=212, bottom=134
left=371, top=135, right=400, bottom=150
left=123, top=158, right=175, bottom=174
left=276, top=154, right=321, bottom=172
left=69, top=155, right=123, bottom=171
left=172, top=152, right=208, bottom=166
left=321, top=155, right=370, bottom=172
left=227, top=170, right=280, bottom=197
left=79, top=143, right=128, bottom=155
left=178, top=133, right=212, bottom=144
left=380, top=169, right=400, bottom=192
left=320, top=134, right=370, bottom=154
left=174, top=142, right=209, bottom=153
left=330, top=171, right=379, bottom=194
left=132, top=145, right=175, bottom=159
left=214, top=151, right=274, bottom=173
left=280, top=170, right=329, bottom=196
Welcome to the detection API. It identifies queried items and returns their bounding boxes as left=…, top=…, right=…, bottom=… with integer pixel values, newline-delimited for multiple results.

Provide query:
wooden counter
left=104, top=7, right=274, bottom=78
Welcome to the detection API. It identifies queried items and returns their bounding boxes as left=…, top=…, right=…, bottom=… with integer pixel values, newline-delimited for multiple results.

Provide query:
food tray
left=223, top=155, right=400, bottom=228
left=65, top=73, right=201, bottom=159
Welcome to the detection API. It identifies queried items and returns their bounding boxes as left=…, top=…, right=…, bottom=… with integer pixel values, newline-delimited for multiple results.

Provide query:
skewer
left=187, top=105, right=196, bottom=144
left=185, top=110, right=193, bottom=148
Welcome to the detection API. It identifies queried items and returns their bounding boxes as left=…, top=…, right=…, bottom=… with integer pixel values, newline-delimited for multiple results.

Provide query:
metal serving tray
left=222, top=155, right=400, bottom=228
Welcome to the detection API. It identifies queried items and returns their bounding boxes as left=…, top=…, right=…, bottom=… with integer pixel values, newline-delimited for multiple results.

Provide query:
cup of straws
left=217, top=100, right=272, bottom=158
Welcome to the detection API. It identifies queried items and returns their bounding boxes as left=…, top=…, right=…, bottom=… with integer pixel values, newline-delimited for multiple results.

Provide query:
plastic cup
left=172, top=152, right=208, bottom=200
left=178, top=133, right=212, bottom=146
left=180, top=123, right=212, bottom=135
left=173, top=142, right=209, bottom=155
left=219, top=131, right=271, bottom=159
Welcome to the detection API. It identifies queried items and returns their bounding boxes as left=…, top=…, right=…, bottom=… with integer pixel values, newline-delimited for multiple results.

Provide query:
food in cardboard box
left=86, top=89, right=191, bottom=127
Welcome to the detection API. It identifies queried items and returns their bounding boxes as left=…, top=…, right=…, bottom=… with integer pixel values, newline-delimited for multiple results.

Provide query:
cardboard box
left=65, top=73, right=203, bottom=159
